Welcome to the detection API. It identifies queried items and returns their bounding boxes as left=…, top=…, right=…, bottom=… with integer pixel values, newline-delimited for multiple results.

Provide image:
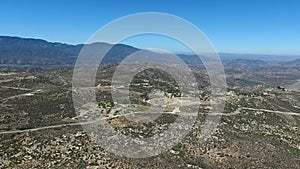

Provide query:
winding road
left=0, top=106, right=299, bottom=135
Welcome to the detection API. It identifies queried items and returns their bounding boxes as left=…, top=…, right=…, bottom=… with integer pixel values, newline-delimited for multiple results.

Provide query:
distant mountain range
left=0, top=36, right=138, bottom=65
left=0, top=36, right=299, bottom=66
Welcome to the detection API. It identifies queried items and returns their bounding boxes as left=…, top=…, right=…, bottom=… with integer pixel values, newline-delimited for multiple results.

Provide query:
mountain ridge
left=0, top=36, right=139, bottom=65
left=0, top=36, right=300, bottom=66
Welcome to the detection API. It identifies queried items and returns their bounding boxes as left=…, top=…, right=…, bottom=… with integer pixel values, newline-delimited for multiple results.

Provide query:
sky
left=1, top=0, right=300, bottom=55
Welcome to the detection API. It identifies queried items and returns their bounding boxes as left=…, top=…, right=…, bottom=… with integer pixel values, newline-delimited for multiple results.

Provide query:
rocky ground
left=0, top=66, right=299, bottom=168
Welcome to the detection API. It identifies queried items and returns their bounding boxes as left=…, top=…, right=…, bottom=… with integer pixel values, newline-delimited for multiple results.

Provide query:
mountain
left=0, top=36, right=138, bottom=65
left=0, top=36, right=205, bottom=67
left=224, top=59, right=268, bottom=68
left=281, top=59, right=300, bottom=68
left=1, top=36, right=299, bottom=66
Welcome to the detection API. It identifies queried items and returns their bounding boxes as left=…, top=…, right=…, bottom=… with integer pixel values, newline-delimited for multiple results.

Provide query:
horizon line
left=1, top=34, right=300, bottom=57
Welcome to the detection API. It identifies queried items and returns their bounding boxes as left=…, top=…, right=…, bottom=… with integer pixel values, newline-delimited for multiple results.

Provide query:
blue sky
left=1, top=0, right=300, bottom=54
